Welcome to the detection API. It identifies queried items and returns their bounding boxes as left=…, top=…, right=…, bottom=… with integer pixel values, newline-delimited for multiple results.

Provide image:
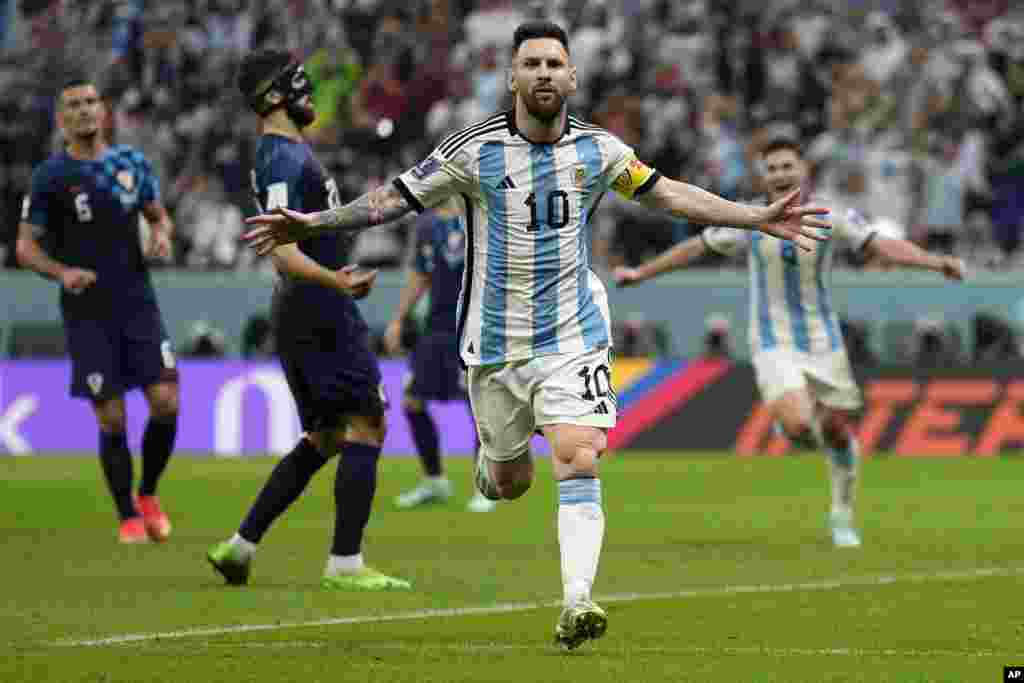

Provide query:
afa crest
left=574, top=165, right=587, bottom=189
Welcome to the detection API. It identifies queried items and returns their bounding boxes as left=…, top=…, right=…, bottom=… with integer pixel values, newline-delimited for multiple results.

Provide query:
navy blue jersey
left=24, top=144, right=159, bottom=316
left=413, top=210, right=466, bottom=335
left=251, top=134, right=366, bottom=336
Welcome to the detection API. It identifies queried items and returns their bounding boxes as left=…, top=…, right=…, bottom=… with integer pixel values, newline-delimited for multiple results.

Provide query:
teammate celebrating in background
left=385, top=198, right=496, bottom=513
left=207, top=49, right=410, bottom=591
left=243, top=23, right=829, bottom=650
left=615, top=138, right=966, bottom=548
left=16, top=77, right=179, bottom=544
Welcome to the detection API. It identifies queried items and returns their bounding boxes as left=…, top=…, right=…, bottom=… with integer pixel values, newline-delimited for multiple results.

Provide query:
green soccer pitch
left=2, top=453, right=1022, bottom=682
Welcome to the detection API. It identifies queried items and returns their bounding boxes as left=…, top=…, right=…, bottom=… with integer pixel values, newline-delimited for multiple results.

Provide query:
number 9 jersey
left=394, top=110, right=660, bottom=368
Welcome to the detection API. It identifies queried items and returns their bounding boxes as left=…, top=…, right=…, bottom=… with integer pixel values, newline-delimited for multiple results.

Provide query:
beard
left=286, top=101, right=316, bottom=128
left=522, top=90, right=564, bottom=123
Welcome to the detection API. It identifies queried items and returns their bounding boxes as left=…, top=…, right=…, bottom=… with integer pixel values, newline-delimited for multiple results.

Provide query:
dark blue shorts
left=276, top=325, right=385, bottom=433
left=64, top=305, right=177, bottom=400
left=406, top=331, right=465, bottom=402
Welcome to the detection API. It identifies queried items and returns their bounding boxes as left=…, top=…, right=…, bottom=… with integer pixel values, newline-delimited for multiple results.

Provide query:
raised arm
left=613, top=235, right=708, bottom=287
left=245, top=183, right=414, bottom=256
left=637, top=177, right=829, bottom=250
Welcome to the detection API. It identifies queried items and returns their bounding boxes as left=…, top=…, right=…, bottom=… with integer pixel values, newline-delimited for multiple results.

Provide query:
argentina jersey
left=702, top=196, right=876, bottom=355
left=395, top=111, right=654, bottom=366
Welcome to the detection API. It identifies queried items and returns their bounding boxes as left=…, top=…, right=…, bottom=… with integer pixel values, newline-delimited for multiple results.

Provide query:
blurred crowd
left=0, top=0, right=1021, bottom=273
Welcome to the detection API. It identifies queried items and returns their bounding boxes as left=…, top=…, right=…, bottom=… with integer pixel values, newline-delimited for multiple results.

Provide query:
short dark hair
left=237, top=49, right=293, bottom=101
left=61, top=76, right=95, bottom=93
left=513, top=21, right=569, bottom=55
left=760, top=137, right=803, bottom=159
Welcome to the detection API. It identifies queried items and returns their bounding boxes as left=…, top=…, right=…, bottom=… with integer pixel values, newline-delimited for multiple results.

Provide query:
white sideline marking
left=53, top=565, right=1023, bottom=648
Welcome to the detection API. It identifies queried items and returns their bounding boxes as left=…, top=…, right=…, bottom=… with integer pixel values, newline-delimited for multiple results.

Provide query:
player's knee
left=778, top=415, right=815, bottom=445
left=821, top=411, right=853, bottom=449
left=553, top=429, right=606, bottom=477
left=346, top=413, right=386, bottom=447
left=402, top=396, right=425, bottom=413
left=149, top=387, right=179, bottom=420
left=491, top=451, right=533, bottom=499
left=94, top=401, right=126, bottom=433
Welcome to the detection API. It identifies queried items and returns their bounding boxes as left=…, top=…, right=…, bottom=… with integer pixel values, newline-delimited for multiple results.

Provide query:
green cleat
left=554, top=600, right=608, bottom=652
left=321, top=567, right=412, bottom=591
left=206, top=541, right=251, bottom=586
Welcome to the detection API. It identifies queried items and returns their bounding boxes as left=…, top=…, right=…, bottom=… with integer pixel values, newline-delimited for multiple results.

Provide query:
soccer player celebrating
left=385, top=198, right=496, bottom=513
left=17, top=77, right=179, bottom=544
left=206, top=50, right=410, bottom=591
left=615, top=137, right=966, bottom=548
left=244, top=23, right=828, bottom=649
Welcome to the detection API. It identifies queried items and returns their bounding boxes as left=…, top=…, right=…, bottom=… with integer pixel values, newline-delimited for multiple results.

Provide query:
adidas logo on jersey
left=467, top=342, right=475, bottom=354
left=497, top=176, right=516, bottom=190
left=593, top=401, right=609, bottom=415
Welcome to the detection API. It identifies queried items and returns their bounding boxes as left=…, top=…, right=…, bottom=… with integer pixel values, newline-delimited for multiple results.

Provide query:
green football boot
left=206, top=541, right=251, bottom=586
left=321, top=567, right=412, bottom=591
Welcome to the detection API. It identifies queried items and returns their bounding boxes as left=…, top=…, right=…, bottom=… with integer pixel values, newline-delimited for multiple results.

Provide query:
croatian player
left=244, top=23, right=829, bottom=649
left=207, top=50, right=410, bottom=591
left=385, top=198, right=496, bottom=513
left=17, top=77, right=179, bottom=545
left=615, top=138, right=965, bottom=547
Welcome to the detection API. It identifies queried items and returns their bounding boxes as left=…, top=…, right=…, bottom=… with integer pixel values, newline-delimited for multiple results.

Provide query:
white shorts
left=752, top=347, right=862, bottom=410
left=467, top=347, right=617, bottom=463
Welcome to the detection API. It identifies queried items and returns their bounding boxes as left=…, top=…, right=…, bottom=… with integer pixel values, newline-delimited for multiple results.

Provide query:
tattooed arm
left=245, top=183, right=414, bottom=256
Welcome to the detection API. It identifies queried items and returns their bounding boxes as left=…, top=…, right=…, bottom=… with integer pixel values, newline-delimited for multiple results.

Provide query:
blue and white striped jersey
left=394, top=111, right=658, bottom=367
left=702, top=196, right=876, bottom=355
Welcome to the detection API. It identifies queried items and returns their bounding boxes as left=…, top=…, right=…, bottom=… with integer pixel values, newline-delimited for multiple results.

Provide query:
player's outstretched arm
left=244, top=184, right=414, bottom=256
left=866, top=237, right=966, bottom=281
left=638, top=178, right=830, bottom=251
left=613, top=236, right=707, bottom=288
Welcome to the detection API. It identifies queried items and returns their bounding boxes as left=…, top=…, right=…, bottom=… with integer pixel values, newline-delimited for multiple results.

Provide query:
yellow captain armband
left=610, top=157, right=660, bottom=200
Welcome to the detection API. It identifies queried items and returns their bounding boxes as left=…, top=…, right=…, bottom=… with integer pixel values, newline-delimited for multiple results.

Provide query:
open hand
left=337, top=264, right=377, bottom=300
left=244, top=206, right=319, bottom=256
left=61, top=268, right=97, bottom=295
left=757, top=189, right=831, bottom=251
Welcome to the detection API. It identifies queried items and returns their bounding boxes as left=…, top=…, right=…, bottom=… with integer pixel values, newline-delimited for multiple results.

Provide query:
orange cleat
left=136, top=495, right=172, bottom=542
left=118, top=517, right=149, bottom=544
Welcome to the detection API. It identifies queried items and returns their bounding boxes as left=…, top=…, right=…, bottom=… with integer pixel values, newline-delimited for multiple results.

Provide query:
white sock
left=826, top=437, right=858, bottom=520
left=325, top=553, right=364, bottom=575
left=557, top=478, right=604, bottom=608
left=229, top=533, right=257, bottom=559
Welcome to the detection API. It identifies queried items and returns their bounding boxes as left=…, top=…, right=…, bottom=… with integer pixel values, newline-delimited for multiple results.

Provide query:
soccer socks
left=139, top=415, right=177, bottom=496
left=826, top=437, right=859, bottom=520
left=405, top=407, right=442, bottom=477
left=99, top=431, right=137, bottom=520
left=330, top=442, right=382, bottom=557
left=557, top=478, right=605, bottom=607
left=237, top=438, right=329, bottom=544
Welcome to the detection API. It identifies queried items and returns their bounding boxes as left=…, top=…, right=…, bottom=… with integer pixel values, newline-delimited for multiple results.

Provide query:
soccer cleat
left=466, top=491, right=498, bottom=512
left=474, top=458, right=501, bottom=501
left=136, top=495, right=172, bottom=542
left=207, top=541, right=252, bottom=586
left=118, top=517, right=149, bottom=544
left=829, top=511, right=862, bottom=548
left=554, top=600, right=608, bottom=651
left=321, top=567, right=412, bottom=591
left=395, top=478, right=452, bottom=509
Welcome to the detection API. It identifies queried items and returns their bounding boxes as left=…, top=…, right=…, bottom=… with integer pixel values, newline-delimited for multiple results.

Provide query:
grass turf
left=2, top=453, right=1023, bottom=682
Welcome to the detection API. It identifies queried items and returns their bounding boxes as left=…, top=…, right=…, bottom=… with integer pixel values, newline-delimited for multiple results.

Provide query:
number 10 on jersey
left=525, top=190, right=570, bottom=232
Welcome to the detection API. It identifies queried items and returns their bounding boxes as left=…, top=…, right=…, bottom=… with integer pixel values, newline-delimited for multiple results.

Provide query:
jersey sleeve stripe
left=438, top=121, right=507, bottom=158
left=437, top=113, right=506, bottom=153
left=392, top=177, right=425, bottom=213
